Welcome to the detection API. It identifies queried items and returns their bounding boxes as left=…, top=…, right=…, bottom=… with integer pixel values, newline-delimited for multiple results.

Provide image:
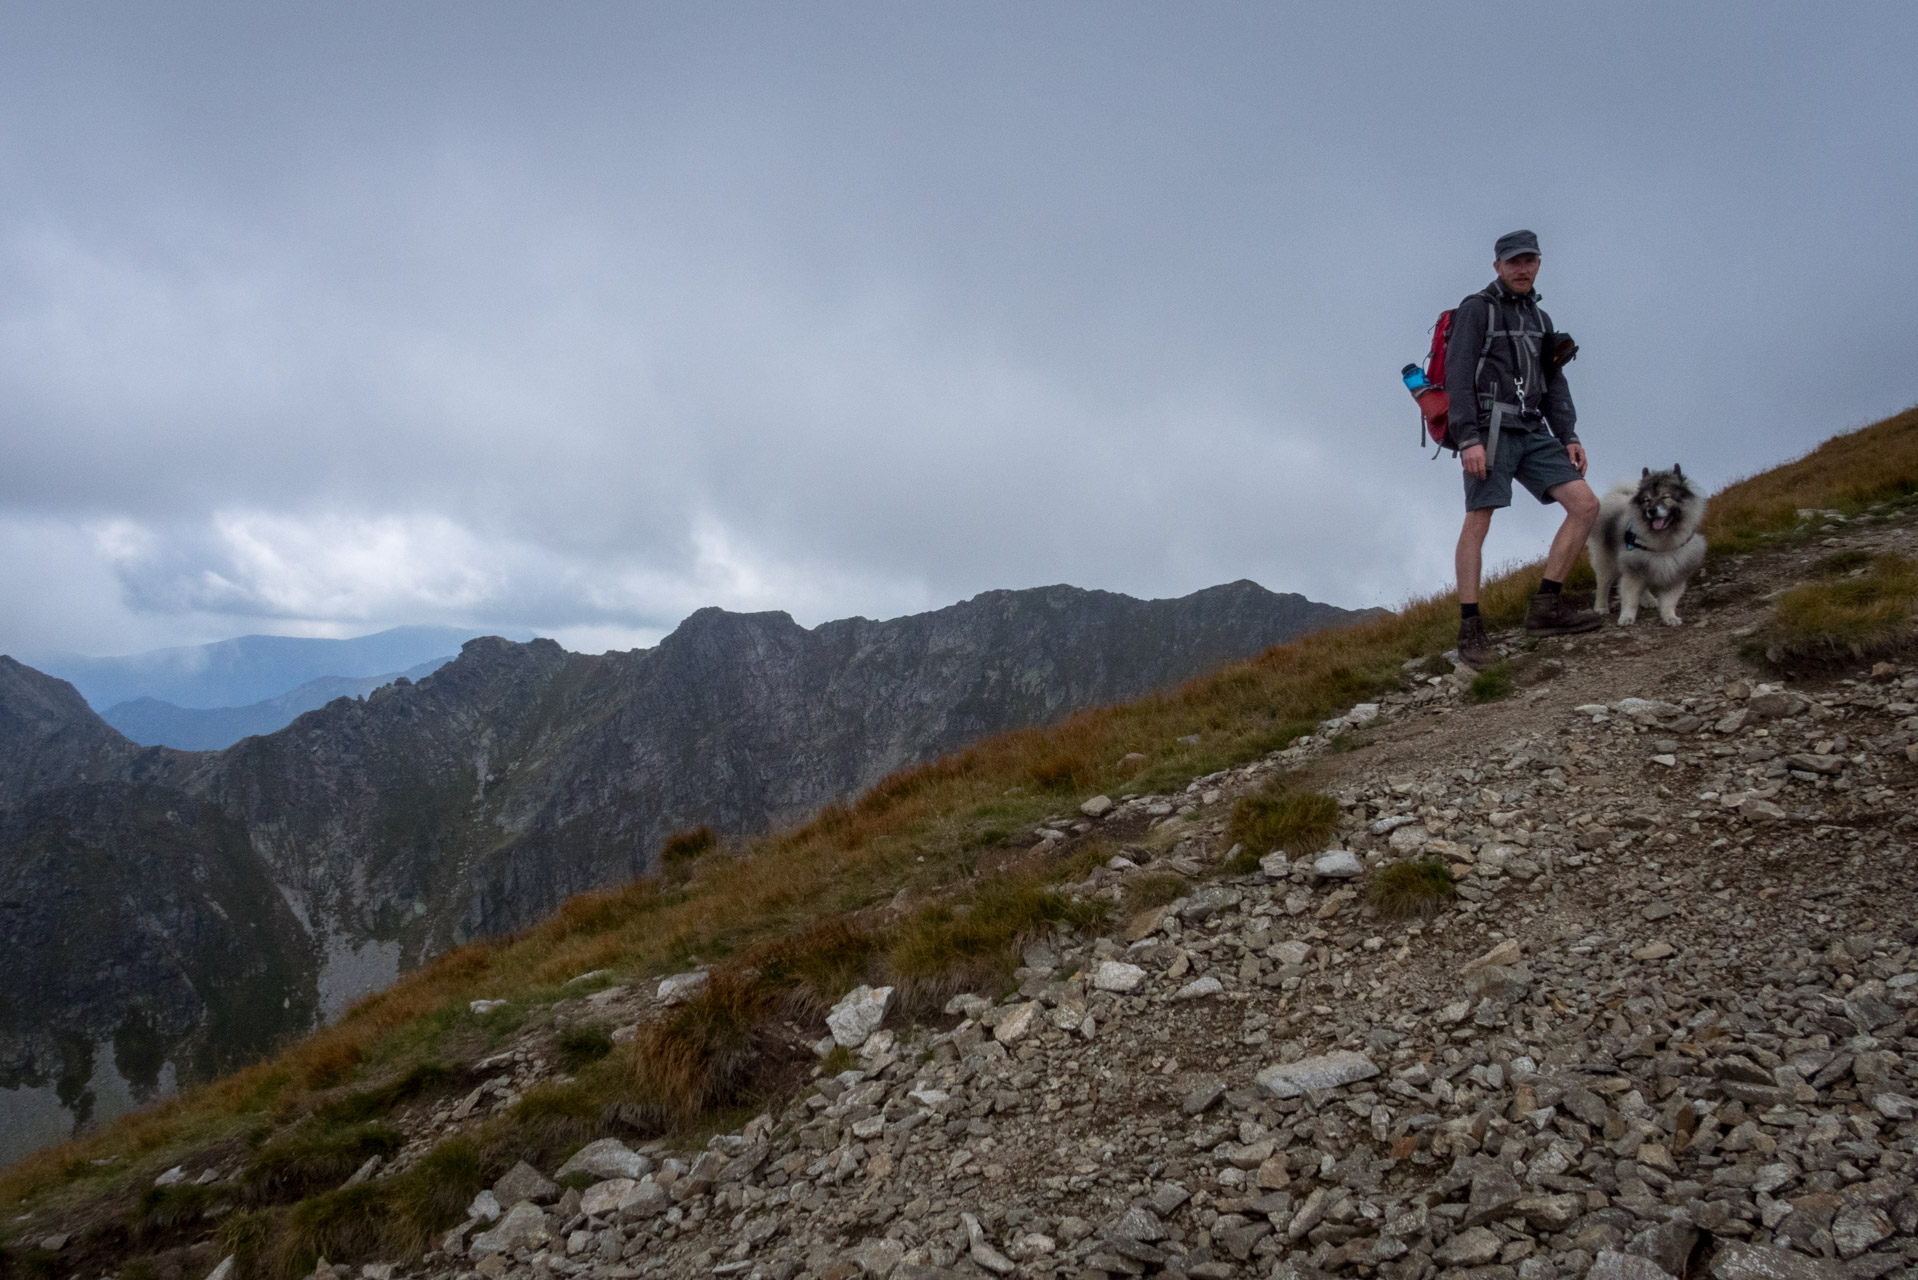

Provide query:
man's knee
left=1556, top=482, right=1600, bottom=521
left=1459, top=510, right=1494, bottom=545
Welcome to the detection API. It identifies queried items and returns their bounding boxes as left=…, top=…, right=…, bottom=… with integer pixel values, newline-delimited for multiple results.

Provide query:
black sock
left=1538, top=579, right=1563, bottom=595
left=1461, top=602, right=1480, bottom=620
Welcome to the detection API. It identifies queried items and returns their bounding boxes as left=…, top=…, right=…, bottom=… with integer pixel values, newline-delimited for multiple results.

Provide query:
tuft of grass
left=314, top=1062, right=450, bottom=1127
left=749, top=919, right=882, bottom=1021
left=1812, top=548, right=1873, bottom=577
left=240, top=1123, right=402, bottom=1202
left=216, top=1134, right=488, bottom=1280
left=555, top=1024, right=615, bottom=1071
left=1758, top=553, right=1918, bottom=671
left=658, top=826, right=718, bottom=882
left=886, top=875, right=1103, bottom=1015
left=1123, top=871, right=1189, bottom=911
left=1222, top=845, right=1262, bottom=874
left=1364, top=859, right=1457, bottom=919
left=1467, top=661, right=1516, bottom=703
left=133, top=1182, right=222, bottom=1237
left=629, top=970, right=776, bottom=1132
left=1227, top=786, right=1340, bottom=856
left=298, top=1038, right=364, bottom=1090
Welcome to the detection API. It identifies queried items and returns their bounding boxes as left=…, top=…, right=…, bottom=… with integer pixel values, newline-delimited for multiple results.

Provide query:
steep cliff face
left=0, top=783, right=319, bottom=1103
left=0, top=580, right=1370, bottom=1096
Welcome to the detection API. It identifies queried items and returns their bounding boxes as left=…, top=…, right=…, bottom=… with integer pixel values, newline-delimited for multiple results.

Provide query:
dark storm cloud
left=1, top=2, right=1913, bottom=655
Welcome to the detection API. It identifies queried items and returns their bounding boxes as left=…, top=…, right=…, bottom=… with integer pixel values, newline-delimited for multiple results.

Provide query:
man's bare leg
left=1542, top=480, right=1600, bottom=582
left=1456, top=508, right=1494, bottom=604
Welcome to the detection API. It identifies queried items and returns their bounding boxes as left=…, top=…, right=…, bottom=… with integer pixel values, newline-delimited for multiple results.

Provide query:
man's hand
left=1567, top=441, right=1588, bottom=476
left=1460, top=443, right=1487, bottom=479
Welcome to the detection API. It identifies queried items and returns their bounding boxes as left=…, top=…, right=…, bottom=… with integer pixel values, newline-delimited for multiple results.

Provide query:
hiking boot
left=1457, top=615, right=1496, bottom=668
left=1524, top=590, right=1603, bottom=636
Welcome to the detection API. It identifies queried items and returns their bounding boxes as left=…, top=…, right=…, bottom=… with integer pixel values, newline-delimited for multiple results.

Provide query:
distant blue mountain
left=24, top=625, right=535, bottom=711
left=100, top=658, right=456, bottom=750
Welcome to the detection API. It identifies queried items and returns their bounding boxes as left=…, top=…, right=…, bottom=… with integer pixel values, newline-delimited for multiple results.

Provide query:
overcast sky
left=2, top=2, right=1914, bottom=657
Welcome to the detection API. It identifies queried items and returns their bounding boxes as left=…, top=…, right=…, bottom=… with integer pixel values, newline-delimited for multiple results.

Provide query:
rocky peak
left=0, top=655, right=137, bottom=808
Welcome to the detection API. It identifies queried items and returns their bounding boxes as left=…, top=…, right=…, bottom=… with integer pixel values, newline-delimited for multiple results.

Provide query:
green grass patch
left=1123, top=871, right=1189, bottom=911
left=1467, top=661, right=1516, bottom=703
left=555, top=1024, right=615, bottom=1072
left=1757, top=553, right=1918, bottom=671
left=1227, top=786, right=1339, bottom=856
left=1364, top=859, right=1457, bottom=919
left=240, top=1123, right=402, bottom=1202
left=314, top=1061, right=450, bottom=1127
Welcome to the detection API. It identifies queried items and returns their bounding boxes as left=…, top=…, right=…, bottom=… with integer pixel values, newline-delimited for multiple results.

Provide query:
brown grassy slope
left=1703, top=403, right=1918, bottom=552
left=5, top=401, right=1914, bottom=1213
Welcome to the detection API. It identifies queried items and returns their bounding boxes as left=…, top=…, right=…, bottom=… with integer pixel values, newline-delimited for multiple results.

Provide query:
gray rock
left=1710, top=1242, right=1847, bottom=1280
left=1589, top=1250, right=1675, bottom=1280
left=466, top=1189, right=502, bottom=1223
left=1464, top=1165, right=1524, bottom=1226
left=1312, top=850, right=1363, bottom=878
left=1259, top=851, right=1291, bottom=877
left=655, top=971, right=708, bottom=1004
left=1147, top=1182, right=1191, bottom=1216
left=555, top=1137, right=652, bottom=1182
left=1830, top=1206, right=1893, bottom=1259
left=1173, top=976, right=1223, bottom=1000
left=1255, top=1049, right=1379, bottom=1098
left=578, top=1178, right=634, bottom=1217
left=1080, top=795, right=1115, bottom=818
left=843, top=1237, right=905, bottom=1277
left=493, top=1160, right=558, bottom=1207
left=1271, top=940, right=1312, bottom=968
left=1434, top=1226, right=1502, bottom=1266
left=470, top=1202, right=549, bottom=1255
left=826, top=984, right=893, bottom=1047
left=615, top=1177, right=670, bottom=1220
left=1093, top=961, right=1147, bottom=993
left=1181, top=1078, right=1225, bottom=1115
left=1109, top=1206, right=1165, bottom=1242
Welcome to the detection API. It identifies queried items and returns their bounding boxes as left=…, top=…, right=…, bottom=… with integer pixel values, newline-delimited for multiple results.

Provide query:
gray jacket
left=1442, top=279, right=1577, bottom=450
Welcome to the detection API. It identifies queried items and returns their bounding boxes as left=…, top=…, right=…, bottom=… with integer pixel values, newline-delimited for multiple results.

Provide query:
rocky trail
left=35, top=513, right=1918, bottom=1280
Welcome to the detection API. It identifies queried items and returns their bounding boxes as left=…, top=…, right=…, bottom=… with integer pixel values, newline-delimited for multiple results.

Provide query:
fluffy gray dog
left=1588, top=465, right=1708, bottom=626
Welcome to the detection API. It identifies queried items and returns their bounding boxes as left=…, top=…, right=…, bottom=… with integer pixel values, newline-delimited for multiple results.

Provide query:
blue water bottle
left=1401, top=364, right=1429, bottom=392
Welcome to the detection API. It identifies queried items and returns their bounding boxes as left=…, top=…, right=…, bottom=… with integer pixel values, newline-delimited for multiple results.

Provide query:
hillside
left=4, top=406, right=1918, bottom=1280
left=0, top=579, right=1370, bottom=1157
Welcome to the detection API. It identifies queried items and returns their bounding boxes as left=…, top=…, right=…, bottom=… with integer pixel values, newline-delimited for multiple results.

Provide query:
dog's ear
left=1641, top=467, right=1650, bottom=479
left=1673, top=464, right=1683, bottom=477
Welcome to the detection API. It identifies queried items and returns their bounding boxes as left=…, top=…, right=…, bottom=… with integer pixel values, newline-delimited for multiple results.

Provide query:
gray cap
left=1495, top=229, right=1541, bottom=261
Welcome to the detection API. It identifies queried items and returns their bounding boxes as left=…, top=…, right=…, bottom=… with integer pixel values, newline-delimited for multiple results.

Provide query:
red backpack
left=1405, top=308, right=1464, bottom=450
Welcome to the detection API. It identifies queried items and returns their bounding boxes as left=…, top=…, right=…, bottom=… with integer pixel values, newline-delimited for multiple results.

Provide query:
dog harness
left=1623, top=528, right=1697, bottom=552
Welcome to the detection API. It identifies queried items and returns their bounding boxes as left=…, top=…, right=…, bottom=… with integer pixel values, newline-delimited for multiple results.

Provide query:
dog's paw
left=1661, top=614, right=1683, bottom=627
left=1616, top=614, right=1637, bottom=627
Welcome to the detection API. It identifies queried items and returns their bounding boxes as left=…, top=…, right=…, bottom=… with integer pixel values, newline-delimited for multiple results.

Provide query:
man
left=1445, top=229, right=1601, bottom=667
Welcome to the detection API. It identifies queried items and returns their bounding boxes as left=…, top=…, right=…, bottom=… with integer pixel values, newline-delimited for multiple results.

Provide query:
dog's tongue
left=1651, top=516, right=1670, bottom=531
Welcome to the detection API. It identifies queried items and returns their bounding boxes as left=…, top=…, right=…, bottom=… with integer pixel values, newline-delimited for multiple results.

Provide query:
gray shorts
left=1464, top=430, right=1585, bottom=510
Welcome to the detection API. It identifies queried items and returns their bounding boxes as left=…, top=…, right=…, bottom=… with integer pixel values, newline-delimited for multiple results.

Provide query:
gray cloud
left=2, top=2, right=1914, bottom=656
